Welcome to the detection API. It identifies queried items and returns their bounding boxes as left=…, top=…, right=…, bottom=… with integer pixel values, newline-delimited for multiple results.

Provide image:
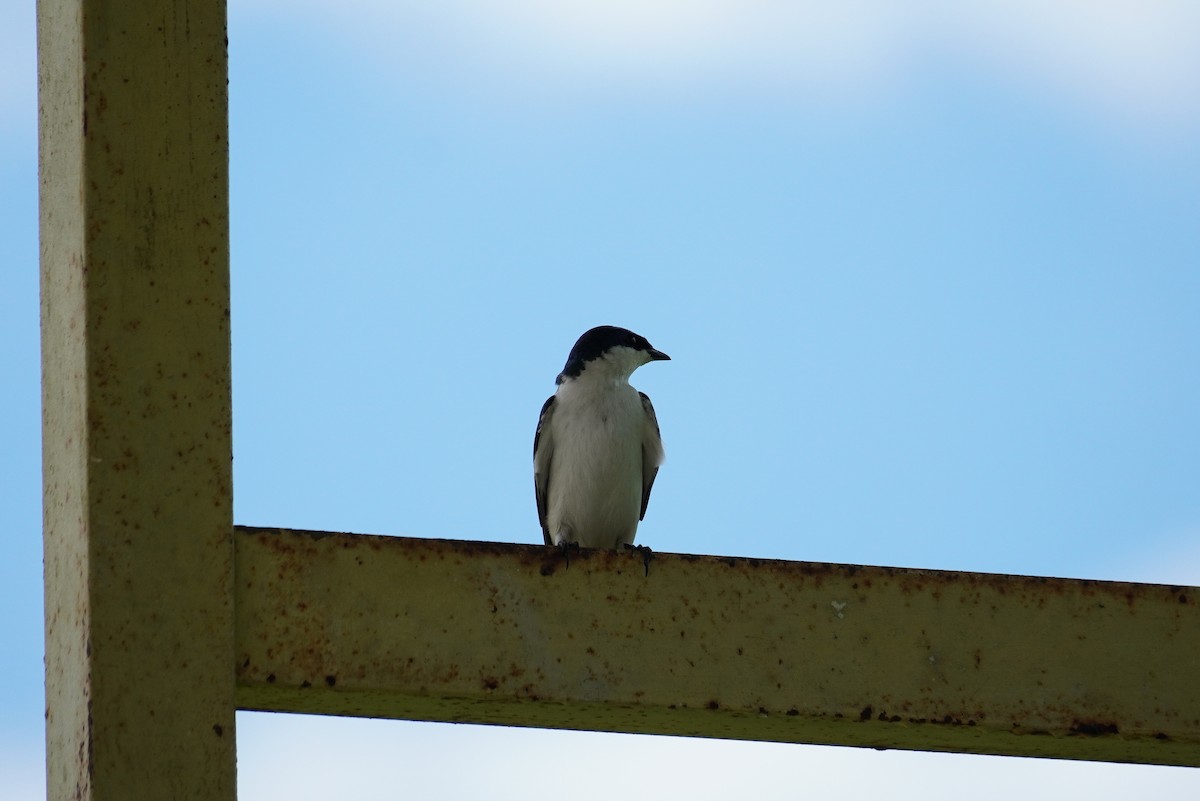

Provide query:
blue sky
left=3, top=2, right=1199, bottom=797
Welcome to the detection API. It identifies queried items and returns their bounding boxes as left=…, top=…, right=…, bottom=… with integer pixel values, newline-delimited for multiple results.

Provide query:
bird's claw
left=624, top=543, right=654, bottom=576
left=557, top=540, right=580, bottom=568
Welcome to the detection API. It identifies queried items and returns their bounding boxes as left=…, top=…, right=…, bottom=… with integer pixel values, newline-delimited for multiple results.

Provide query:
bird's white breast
left=545, top=378, right=645, bottom=549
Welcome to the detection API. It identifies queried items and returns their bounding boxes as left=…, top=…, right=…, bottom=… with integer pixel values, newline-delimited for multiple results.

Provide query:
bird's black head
left=558, top=325, right=670, bottom=383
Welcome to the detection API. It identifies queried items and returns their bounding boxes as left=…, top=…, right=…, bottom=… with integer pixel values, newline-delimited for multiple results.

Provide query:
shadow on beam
left=234, top=526, right=1200, bottom=766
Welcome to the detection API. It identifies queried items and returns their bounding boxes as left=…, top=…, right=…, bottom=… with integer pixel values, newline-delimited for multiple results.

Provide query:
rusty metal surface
left=39, top=1, right=235, bottom=799
left=235, top=527, right=1199, bottom=766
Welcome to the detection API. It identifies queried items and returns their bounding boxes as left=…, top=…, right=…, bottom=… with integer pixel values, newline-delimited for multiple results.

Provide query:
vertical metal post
left=38, top=0, right=235, bottom=798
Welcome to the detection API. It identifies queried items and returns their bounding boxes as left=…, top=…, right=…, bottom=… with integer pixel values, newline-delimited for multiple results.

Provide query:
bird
left=534, top=325, right=670, bottom=551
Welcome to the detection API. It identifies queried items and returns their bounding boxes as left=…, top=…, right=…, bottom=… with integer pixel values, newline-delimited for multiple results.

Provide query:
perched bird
left=534, top=326, right=670, bottom=550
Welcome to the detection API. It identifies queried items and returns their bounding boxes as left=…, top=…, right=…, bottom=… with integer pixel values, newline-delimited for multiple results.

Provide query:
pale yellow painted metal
left=236, top=528, right=1200, bottom=766
left=38, top=0, right=236, bottom=798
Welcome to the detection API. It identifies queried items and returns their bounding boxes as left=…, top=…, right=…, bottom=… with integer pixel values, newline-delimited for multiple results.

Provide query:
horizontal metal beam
left=234, top=527, right=1200, bottom=766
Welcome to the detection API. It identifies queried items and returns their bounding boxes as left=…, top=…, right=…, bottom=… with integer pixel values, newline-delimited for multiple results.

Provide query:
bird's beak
left=648, top=348, right=671, bottom=361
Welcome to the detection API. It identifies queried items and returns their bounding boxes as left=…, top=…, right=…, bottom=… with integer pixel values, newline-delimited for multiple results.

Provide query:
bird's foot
left=557, top=540, right=580, bottom=568
left=624, top=543, right=654, bottom=576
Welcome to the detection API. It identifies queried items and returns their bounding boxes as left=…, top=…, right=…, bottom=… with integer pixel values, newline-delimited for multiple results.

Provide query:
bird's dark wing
left=533, top=395, right=556, bottom=545
left=639, top=391, right=664, bottom=520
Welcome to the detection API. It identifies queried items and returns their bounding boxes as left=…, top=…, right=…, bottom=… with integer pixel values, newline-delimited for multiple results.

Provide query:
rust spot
left=1070, top=721, right=1118, bottom=736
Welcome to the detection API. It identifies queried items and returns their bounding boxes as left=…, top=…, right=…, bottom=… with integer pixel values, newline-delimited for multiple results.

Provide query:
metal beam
left=38, top=0, right=235, bottom=798
left=235, top=527, right=1200, bottom=767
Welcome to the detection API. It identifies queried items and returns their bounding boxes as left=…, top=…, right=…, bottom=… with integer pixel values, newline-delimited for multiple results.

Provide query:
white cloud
left=0, top=736, right=44, bottom=801
left=236, top=712, right=1200, bottom=800
left=933, top=1, right=1200, bottom=131
left=235, top=0, right=1200, bottom=132
left=1118, top=525, right=1200, bottom=587
left=10, top=1, right=1198, bottom=136
left=12, top=2, right=1197, bottom=135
